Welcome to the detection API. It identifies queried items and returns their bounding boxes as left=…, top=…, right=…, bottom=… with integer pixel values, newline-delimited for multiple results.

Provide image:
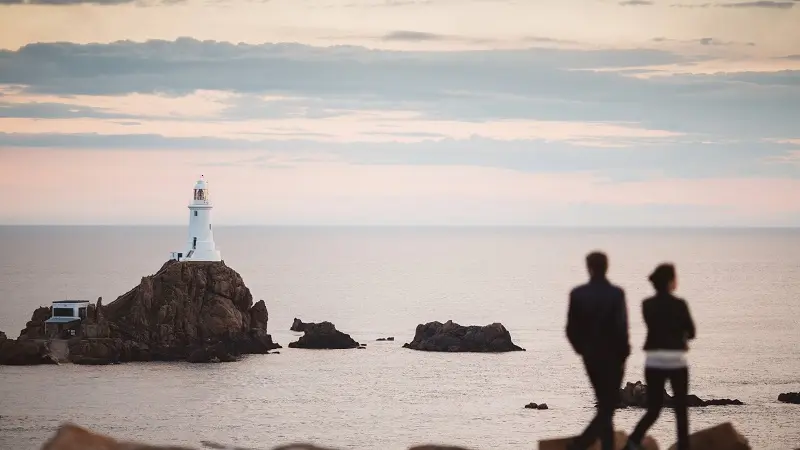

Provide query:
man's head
left=586, top=251, right=608, bottom=278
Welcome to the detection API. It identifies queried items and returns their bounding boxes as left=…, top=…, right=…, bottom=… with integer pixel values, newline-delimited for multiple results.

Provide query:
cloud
left=671, top=1, right=794, bottom=7
left=651, top=36, right=756, bottom=46
left=0, top=101, right=141, bottom=119
left=378, top=29, right=500, bottom=45
left=0, top=0, right=182, bottom=4
left=522, top=36, right=581, bottom=45
left=0, top=38, right=698, bottom=96
left=382, top=30, right=447, bottom=42
left=0, top=38, right=798, bottom=137
left=718, top=0, right=794, bottom=7
left=342, top=0, right=434, bottom=7
left=619, top=0, right=654, bottom=5
left=1, top=132, right=798, bottom=181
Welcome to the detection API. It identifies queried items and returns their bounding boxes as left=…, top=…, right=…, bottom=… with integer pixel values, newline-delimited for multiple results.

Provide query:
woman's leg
left=670, top=368, right=690, bottom=450
left=628, top=367, right=667, bottom=444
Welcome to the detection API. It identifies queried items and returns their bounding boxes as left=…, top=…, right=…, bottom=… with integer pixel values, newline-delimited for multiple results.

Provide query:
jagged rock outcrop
left=290, top=318, right=311, bottom=332
left=100, top=260, right=281, bottom=360
left=288, top=321, right=360, bottom=349
left=614, top=381, right=744, bottom=409
left=402, top=320, right=525, bottom=352
left=18, top=306, right=51, bottom=340
left=778, top=392, right=800, bottom=404
left=0, top=338, right=59, bottom=365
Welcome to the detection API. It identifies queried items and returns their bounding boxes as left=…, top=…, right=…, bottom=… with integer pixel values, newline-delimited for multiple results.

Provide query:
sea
left=0, top=226, right=798, bottom=450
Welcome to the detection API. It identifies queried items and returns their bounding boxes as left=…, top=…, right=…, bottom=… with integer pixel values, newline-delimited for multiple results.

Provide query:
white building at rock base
left=170, top=175, right=222, bottom=262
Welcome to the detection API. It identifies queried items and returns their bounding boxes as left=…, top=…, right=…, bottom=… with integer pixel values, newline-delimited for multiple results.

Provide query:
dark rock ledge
left=611, top=381, right=744, bottom=409
left=778, top=392, right=800, bottom=404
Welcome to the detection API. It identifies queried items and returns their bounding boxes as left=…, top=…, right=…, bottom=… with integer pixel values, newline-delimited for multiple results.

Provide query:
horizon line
left=1, top=224, right=799, bottom=230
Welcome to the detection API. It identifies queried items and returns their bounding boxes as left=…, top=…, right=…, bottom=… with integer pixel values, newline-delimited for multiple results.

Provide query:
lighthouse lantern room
left=170, top=175, right=222, bottom=262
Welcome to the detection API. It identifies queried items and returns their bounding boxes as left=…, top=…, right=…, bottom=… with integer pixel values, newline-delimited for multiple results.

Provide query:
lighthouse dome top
left=192, top=175, right=210, bottom=204
left=193, top=175, right=208, bottom=190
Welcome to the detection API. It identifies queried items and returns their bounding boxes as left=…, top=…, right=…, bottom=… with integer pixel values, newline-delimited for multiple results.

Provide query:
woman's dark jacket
left=642, top=292, right=696, bottom=351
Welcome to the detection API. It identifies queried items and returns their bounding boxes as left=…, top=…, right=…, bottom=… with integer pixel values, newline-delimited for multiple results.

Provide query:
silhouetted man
left=566, top=251, right=630, bottom=450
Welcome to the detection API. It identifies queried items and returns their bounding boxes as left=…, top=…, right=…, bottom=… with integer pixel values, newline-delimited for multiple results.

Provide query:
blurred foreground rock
left=403, top=320, right=524, bottom=352
left=39, top=422, right=752, bottom=450
left=40, top=424, right=478, bottom=450
left=41, top=424, right=195, bottom=450
left=538, top=431, right=658, bottom=450
left=666, top=422, right=750, bottom=450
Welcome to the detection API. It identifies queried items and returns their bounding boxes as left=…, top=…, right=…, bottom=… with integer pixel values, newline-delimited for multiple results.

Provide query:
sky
left=0, top=0, right=799, bottom=226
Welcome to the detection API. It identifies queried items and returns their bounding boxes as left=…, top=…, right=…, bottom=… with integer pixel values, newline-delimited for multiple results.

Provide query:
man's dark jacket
left=566, top=276, right=631, bottom=361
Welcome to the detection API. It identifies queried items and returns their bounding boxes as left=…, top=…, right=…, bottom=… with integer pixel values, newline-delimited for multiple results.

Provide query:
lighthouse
left=170, top=175, right=222, bottom=262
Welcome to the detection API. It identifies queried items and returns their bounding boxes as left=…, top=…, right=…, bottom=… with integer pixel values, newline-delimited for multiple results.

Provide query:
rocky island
left=0, top=260, right=281, bottom=365
left=288, top=320, right=361, bottom=349
left=402, top=320, right=525, bottom=352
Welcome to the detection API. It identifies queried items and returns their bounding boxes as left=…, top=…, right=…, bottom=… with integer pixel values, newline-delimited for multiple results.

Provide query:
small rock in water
left=778, top=392, right=800, bottom=404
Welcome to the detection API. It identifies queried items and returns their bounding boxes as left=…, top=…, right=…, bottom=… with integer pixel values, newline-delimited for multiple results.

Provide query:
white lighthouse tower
left=170, top=175, right=222, bottom=262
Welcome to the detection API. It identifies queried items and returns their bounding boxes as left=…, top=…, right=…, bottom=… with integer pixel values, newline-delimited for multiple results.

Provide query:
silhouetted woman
left=624, top=263, right=696, bottom=450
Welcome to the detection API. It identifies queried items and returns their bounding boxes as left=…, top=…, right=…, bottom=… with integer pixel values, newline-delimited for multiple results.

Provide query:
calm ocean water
left=0, top=226, right=799, bottom=450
